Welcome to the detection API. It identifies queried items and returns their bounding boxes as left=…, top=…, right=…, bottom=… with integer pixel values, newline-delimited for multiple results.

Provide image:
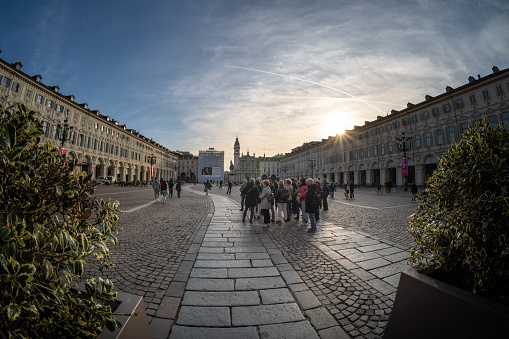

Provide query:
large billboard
left=198, top=149, right=224, bottom=183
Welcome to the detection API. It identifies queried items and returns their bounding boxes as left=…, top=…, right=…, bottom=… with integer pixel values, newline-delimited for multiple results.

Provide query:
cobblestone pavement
left=89, top=183, right=421, bottom=338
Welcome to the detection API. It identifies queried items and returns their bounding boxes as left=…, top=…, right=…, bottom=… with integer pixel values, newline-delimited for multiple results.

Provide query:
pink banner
left=402, top=156, right=408, bottom=177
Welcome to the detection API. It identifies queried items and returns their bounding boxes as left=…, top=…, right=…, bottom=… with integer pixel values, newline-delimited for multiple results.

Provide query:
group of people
left=152, top=178, right=182, bottom=202
left=238, top=177, right=335, bottom=233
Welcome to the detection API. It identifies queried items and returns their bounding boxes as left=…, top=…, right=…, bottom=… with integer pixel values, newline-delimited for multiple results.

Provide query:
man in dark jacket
left=242, top=179, right=258, bottom=223
left=305, top=178, right=319, bottom=233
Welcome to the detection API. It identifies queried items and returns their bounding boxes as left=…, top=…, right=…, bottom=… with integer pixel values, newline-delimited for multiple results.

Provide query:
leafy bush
left=0, top=103, right=125, bottom=338
left=408, top=119, right=509, bottom=305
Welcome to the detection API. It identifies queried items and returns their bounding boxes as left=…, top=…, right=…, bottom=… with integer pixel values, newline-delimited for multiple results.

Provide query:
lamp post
left=56, top=119, right=73, bottom=160
left=396, top=132, right=412, bottom=191
left=174, top=164, right=178, bottom=180
left=149, top=154, right=156, bottom=180
left=308, top=159, right=316, bottom=178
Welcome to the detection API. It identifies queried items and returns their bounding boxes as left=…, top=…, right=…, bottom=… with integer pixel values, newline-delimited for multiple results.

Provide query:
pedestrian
left=321, top=179, right=329, bottom=211
left=242, top=179, right=258, bottom=223
left=377, top=182, right=383, bottom=195
left=345, top=183, right=350, bottom=199
left=168, top=179, right=174, bottom=197
left=227, top=180, right=233, bottom=194
left=259, top=180, right=271, bottom=227
left=411, top=181, right=418, bottom=202
left=350, top=181, right=355, bottom=199
left=160, top=179, right=168, bottom=203
left=284, top=179, right=294, bottom=221
left=305, top=178, right=319, bottom=233
left=176, top=180, right=182, bottom=198
left=255, top=179, right=262, bottom=219
left=152, top=177, right=160, bottom=202
left=314, top=179, right=322, bottom=221
left=329, top=181, right=335, bottom=199
left=269, top=180, right=276, bottom=222
left=239, top=179, right=248, bottom=211
left=275, top=180, right=289, bottom=223
left=204, top=180, right=212, bottom=195
left=219, top=180, right=223, bottom=189
left=298, top=178, right=308, bottom=225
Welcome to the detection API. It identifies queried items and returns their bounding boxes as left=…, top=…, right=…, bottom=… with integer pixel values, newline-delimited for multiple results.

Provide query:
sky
left=1, top=0, right=508, bottom=167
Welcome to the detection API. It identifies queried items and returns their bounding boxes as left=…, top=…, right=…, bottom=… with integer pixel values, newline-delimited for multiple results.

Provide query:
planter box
left=384, top=267, right=509, bottom=339
left=100, top=292, right=152, bottom=339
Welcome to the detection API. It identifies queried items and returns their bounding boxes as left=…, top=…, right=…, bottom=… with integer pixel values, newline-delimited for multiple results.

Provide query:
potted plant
left=0, top=103, right=148, bottom=338
left=384, top=119, right=509, bottom=338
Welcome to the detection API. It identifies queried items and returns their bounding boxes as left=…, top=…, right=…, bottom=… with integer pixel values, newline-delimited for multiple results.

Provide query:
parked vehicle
left=95, top=176, right=112, bottom=184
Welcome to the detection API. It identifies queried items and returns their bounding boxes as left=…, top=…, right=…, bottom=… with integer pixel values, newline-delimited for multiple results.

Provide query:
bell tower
left=234, top=136, right=240, bottom=168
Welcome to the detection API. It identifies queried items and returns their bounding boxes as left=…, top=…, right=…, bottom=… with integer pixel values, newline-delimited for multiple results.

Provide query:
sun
left=321, top=112, right=356, bottom=137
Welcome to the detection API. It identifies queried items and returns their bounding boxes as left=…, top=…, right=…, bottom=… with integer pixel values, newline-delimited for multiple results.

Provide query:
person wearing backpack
left=176, top=180, right=182, bottom=198
left=305, top=178, right=319, bottom=233
left=242, top=179, right=258, bottom=223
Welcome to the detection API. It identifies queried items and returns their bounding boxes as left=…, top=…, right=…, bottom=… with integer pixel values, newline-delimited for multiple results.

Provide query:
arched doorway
left=360, top=164, right=366, bottom=186
left=348, top=166, right=354, bottom=183
left=424, top=155, right=437, bottom=184
left=387, top=160, right=397, bottom=185
left=373, top=162, right=380, bottom=184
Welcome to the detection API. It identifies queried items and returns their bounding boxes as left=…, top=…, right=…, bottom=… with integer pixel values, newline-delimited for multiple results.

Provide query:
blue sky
left=1, top=0, right=508, bottom=166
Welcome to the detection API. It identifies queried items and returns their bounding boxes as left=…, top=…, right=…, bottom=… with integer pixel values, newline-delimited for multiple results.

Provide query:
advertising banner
left=402, top=156, right=408, bottom=177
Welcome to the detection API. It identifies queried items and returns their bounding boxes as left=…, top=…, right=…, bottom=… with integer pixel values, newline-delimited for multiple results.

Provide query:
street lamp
left=396, top=132, right=412, bottom=191
left=149, top=154, right=156, bottom=180
left=56, top=119, right=73, bottom=158
left=174, top=164, right=178, bottom=180
left=308, top=159, right=316, bottom=178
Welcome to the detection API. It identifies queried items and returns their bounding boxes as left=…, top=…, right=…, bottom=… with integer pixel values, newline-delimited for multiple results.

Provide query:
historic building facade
left=281, top=66, right=509, bottom=187
left=0, top=56, right=178, bottom=182
left=231, top=137, right=282, bottom=183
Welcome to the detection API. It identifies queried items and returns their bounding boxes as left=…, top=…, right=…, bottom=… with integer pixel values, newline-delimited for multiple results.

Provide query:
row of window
left=286, top=113, right=509, bottom=167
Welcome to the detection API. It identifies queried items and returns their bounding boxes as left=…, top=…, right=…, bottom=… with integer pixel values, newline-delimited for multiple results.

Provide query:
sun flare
left=321, top=112, right=356, bottom=137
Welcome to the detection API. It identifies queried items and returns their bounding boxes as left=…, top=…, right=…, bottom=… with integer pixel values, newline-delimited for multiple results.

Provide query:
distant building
left=175, top=151, right=198, bottom=182
left=231, top=137, right=283, bottom=183
left=0, top=55, right=178, bottom=183
left=281, top=66, right=509, bottom=188
left=198, top=148, right=224, bottom=183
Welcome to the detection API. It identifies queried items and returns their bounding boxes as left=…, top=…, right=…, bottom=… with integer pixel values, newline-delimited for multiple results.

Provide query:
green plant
left=0, top=103, right=125, bottom=338
left=408, top=119, right=509, bottom=305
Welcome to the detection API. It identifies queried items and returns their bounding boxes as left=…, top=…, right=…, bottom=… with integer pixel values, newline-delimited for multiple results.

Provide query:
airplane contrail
left=226, top=65, right=386, bottom=114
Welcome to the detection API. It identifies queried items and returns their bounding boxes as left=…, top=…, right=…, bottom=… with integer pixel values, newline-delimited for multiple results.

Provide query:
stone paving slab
left=231, top=303, right=306, bottom=326
left=169, top=326, right=259, bottom=339
left=258, top=321, right=320, bottom=339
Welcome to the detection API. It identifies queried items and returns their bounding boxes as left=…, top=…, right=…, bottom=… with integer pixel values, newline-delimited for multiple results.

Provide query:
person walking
left=345, top=183, right=350, bottom=199
left=239, top=179, right=247, bottom=211
left=219, top=180, right=223, bottom=189
left=305, top=178, right=319, bottom=233
left=242, top=179, right=258, bottom=223
left=176, top=180, right=182, bottom=198
left=377, top=182, right=383, bottom=195
left=168, top=179, right=174, bottom=197
left=160, top=179, right=168, bottom=203
left=152, top=177, right=160, bottom=202
left=411, top=181, right=418, bottom=202
left=269, top=180, right=276, bottom=222
left=321, top=179, right=329, bottom=211
left=226, top=180, right=233, bottom=194
left=293, top=181, right=302, bottom=220
left=259, top=180, right=271, bottom=227
left=329, top=181, right=335, bottom=199
left=204, top=180, right=212, bottom=195
left=350, top=180, right=355, bottom=199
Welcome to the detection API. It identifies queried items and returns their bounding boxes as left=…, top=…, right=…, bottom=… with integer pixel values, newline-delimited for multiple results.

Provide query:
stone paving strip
left=169, top=190, right=321, bottom=338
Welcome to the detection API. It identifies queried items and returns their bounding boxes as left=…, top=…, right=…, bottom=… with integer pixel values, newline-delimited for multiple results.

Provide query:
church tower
left=234, top=137, right=240, bottom=168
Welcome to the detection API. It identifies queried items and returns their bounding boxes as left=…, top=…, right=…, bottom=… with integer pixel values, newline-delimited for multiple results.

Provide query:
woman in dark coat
left=305, top=178, right=319, bottom=233
left=242, top=179, right=258, bottom=223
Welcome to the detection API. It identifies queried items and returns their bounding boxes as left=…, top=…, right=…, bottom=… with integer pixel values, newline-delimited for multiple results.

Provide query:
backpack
left=311, top=189, right=321, bottom=207
left=321, top=185, right=329, bottom=198
left=267, top=193, right=274, bottom=204
left=279, top=188, right=290, bottom=201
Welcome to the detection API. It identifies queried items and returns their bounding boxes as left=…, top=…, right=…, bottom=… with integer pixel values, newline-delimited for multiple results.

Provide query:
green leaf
left=4, top=241, right=16, bottom=258
left=43, top=258, right=54, bottom=280
left=20, top=250, right=35, bottom=263
left=7, top=303, right=20, bottom=321
left=0, top=226, right=10, bottom=240
left=33, top=229, right=44, bottom=250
